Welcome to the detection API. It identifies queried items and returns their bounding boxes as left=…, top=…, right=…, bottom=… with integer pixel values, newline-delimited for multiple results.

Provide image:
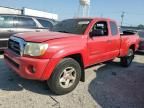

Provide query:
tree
left=138, top=24, right=144, bottom=29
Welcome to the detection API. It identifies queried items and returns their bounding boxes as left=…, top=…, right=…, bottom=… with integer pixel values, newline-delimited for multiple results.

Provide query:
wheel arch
left=65, top=53, right=85, bottom=82
left=129, top=44, right=135, bottom=51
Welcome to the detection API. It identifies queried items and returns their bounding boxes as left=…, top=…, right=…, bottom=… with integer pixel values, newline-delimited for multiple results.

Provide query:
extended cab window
left=15, top=17, right=37, bottom=28
left=90, top=21, right=108, bottom=37
left=52, top=19, right=92, bottom=35
left=0, top=16, right=14, bottom=28
left=110, top=21, right=118, bottom=36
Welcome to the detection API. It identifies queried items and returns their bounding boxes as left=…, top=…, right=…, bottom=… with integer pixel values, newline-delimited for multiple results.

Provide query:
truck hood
left=15, top=31, right=81, bottom=42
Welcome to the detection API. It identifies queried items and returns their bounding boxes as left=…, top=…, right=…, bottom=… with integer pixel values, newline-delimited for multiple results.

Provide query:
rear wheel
left=47, top=58, right=81, bottom=95
left=120, top=49, right=134, bottom=67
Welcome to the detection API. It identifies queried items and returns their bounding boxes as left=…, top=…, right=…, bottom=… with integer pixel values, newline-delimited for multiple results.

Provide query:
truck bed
left=120, top=30, right=136, bottom=36
left=120, top=34, right=140, bottom=57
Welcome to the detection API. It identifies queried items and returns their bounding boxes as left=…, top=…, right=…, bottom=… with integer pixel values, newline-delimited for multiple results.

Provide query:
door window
left=0, top=16, right=14, bottom=28
left=15, top=17, right=37, bottom=28
left=37, top=18, right=53, bottom=29
left=90, top=21, right=108, bottom=37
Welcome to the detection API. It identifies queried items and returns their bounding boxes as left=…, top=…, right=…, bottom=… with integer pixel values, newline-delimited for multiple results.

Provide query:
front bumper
left=4, top=49, right=51, bottom=80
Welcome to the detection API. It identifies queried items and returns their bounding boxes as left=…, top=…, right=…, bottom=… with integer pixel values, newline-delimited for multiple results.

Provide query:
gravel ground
left=0, top=53, right=144, bottom=108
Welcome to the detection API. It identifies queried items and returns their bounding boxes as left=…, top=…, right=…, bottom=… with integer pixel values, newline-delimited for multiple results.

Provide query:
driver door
left=88, top=21, right=111, bottom=65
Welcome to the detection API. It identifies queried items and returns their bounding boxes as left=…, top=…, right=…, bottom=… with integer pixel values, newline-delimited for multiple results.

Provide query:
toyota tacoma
left=4, top=18, right=140, bottom=95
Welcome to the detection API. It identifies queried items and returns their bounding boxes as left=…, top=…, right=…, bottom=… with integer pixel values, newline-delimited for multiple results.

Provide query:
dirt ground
left=0, top=53, right=144, bottom=108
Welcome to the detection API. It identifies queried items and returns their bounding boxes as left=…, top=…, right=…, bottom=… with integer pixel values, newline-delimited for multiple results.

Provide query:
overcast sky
left=1, top=0, right=144, bottom=26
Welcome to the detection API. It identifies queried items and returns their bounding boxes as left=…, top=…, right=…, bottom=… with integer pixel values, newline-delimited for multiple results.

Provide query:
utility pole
left=121, top=11, right=125, bottom=26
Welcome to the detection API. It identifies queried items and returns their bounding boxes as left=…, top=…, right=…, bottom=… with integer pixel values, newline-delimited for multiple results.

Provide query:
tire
left=47, top=58, right=81, bottom=95
left=120, top=49, right=134, bottom=67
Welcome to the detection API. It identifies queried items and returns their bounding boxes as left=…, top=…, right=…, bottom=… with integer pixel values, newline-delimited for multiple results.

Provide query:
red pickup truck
left=4, top=18, right=140, bottom=95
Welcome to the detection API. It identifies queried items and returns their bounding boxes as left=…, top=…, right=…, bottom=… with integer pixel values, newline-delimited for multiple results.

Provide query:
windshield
left=138, top=31, right=144, bottom=38
left=52, top=19, right=92, bottom=35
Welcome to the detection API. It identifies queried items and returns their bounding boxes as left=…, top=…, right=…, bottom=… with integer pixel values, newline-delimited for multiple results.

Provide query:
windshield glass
left=52, top=19, right=92, bottom=35
left=138, top=31, right=144, bottom=38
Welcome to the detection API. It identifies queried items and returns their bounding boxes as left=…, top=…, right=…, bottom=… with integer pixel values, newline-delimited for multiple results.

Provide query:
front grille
left=8, top=39, right=21, bottom=55
left=8, top=36, right=25, bottom=56
left=4, top=55, right=19, bottom=69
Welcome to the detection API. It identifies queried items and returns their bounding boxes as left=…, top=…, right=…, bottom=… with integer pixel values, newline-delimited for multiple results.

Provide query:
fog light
left=28, top=65, right=36, bottom=73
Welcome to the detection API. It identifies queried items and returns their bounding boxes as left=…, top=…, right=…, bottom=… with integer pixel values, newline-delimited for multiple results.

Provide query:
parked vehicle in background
left=4, top=18, right=140, bottom=95
left=35, top=17, right=57, bottom=30
left=0, top=14, right=56, bottom=50
left=123, top=30, right=144, bottom=52
left=137, top=30, right=144, bottom=52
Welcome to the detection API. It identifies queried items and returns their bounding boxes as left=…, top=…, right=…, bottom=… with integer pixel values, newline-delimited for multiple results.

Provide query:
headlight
left=24, top=42, right=48, bottom=56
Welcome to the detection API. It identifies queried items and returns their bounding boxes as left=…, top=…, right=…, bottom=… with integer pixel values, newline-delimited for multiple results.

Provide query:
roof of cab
left=65, top=17, right=116, bottom=22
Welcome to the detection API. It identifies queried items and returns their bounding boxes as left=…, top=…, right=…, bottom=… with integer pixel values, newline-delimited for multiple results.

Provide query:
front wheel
left=120, top=49, right=134, bottom=67
left=47, top=58, right=81, bottom=95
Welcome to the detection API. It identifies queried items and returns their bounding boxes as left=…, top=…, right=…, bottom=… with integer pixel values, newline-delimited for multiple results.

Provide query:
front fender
left=52, top=46, right=88, bottom=67
left=41, top=47, right=88, bottom=80
left=52, top=48, right=82, bottom=58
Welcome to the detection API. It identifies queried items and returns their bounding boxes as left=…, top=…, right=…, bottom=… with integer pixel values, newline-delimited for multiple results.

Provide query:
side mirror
left=90, top=29, right=104, bottom=37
